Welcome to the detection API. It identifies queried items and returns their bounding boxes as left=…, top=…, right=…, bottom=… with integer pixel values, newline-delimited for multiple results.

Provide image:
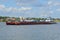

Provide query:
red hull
left=6, top=21, right=56, bottom=25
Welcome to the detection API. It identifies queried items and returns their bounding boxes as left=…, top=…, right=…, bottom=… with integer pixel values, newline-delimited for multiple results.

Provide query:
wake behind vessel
left=6, top=17, right=57, bottom=25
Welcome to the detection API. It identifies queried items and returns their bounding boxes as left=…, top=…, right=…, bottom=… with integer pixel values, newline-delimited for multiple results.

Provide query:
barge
left=6, top=18, right=56, bottom=25
left=6, top=21, right=56, bottom=25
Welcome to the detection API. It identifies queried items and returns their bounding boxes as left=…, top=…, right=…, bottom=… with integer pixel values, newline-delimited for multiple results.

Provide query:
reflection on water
left=0, top=22, right=60, bottom=40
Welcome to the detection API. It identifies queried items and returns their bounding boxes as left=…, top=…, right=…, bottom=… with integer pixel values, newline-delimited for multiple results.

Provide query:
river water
left=0, top=22, right=60, bottom=40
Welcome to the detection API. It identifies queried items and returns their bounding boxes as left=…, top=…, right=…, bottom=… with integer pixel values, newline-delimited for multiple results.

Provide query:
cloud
left=0, top=4, right=5, bottom=8
left=53, top=2, right=60, bottom=6
left=48, top=0, right=60, bottom=7
left=49, top=11, right=54, bottom=14
left=0, top=0, right=47, bottom=7
left=0, top=4, right=32, bottom=17
left=16, top=0, right=37, bottom=3
left=20, top=7, right=32, bottom=11
left=48, top=0, right=54, bottom=8
left=16, top=0, right=47, bottom=7
left=0, top=4, right=5, bottom=10
left=56, top=8, right=60, bottom=11
left=48, top=1, right=52, bottom=5
left=0, top=4, right=32, bottom=13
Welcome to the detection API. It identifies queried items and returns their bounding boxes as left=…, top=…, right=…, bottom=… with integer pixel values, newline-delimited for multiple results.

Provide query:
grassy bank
left=54, top=20, right=60, bottom=22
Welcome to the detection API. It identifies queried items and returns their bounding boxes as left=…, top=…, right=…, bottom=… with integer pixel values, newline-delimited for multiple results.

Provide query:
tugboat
left=6, top=17, right=56, bottom=25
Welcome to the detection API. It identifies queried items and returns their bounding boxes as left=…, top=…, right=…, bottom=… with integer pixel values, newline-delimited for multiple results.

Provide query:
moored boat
left=6, top=21, right=56, bottom=25
left=6, top=17, right=57, bottom=25
left=6, top=18, right=56, bottom=25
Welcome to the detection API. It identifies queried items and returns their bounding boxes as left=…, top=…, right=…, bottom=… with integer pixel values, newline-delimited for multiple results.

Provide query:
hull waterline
left=6, top=22, right=57, bottom=25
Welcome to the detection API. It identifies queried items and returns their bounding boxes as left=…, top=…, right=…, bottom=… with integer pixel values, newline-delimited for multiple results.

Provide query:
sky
left=0, top=0, right=60, bottom=18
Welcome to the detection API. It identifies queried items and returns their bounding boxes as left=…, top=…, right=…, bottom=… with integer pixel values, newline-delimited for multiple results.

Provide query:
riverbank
left=0, top=19, right=60, bottom=22
left=54, top=20, right=60, bottom=22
